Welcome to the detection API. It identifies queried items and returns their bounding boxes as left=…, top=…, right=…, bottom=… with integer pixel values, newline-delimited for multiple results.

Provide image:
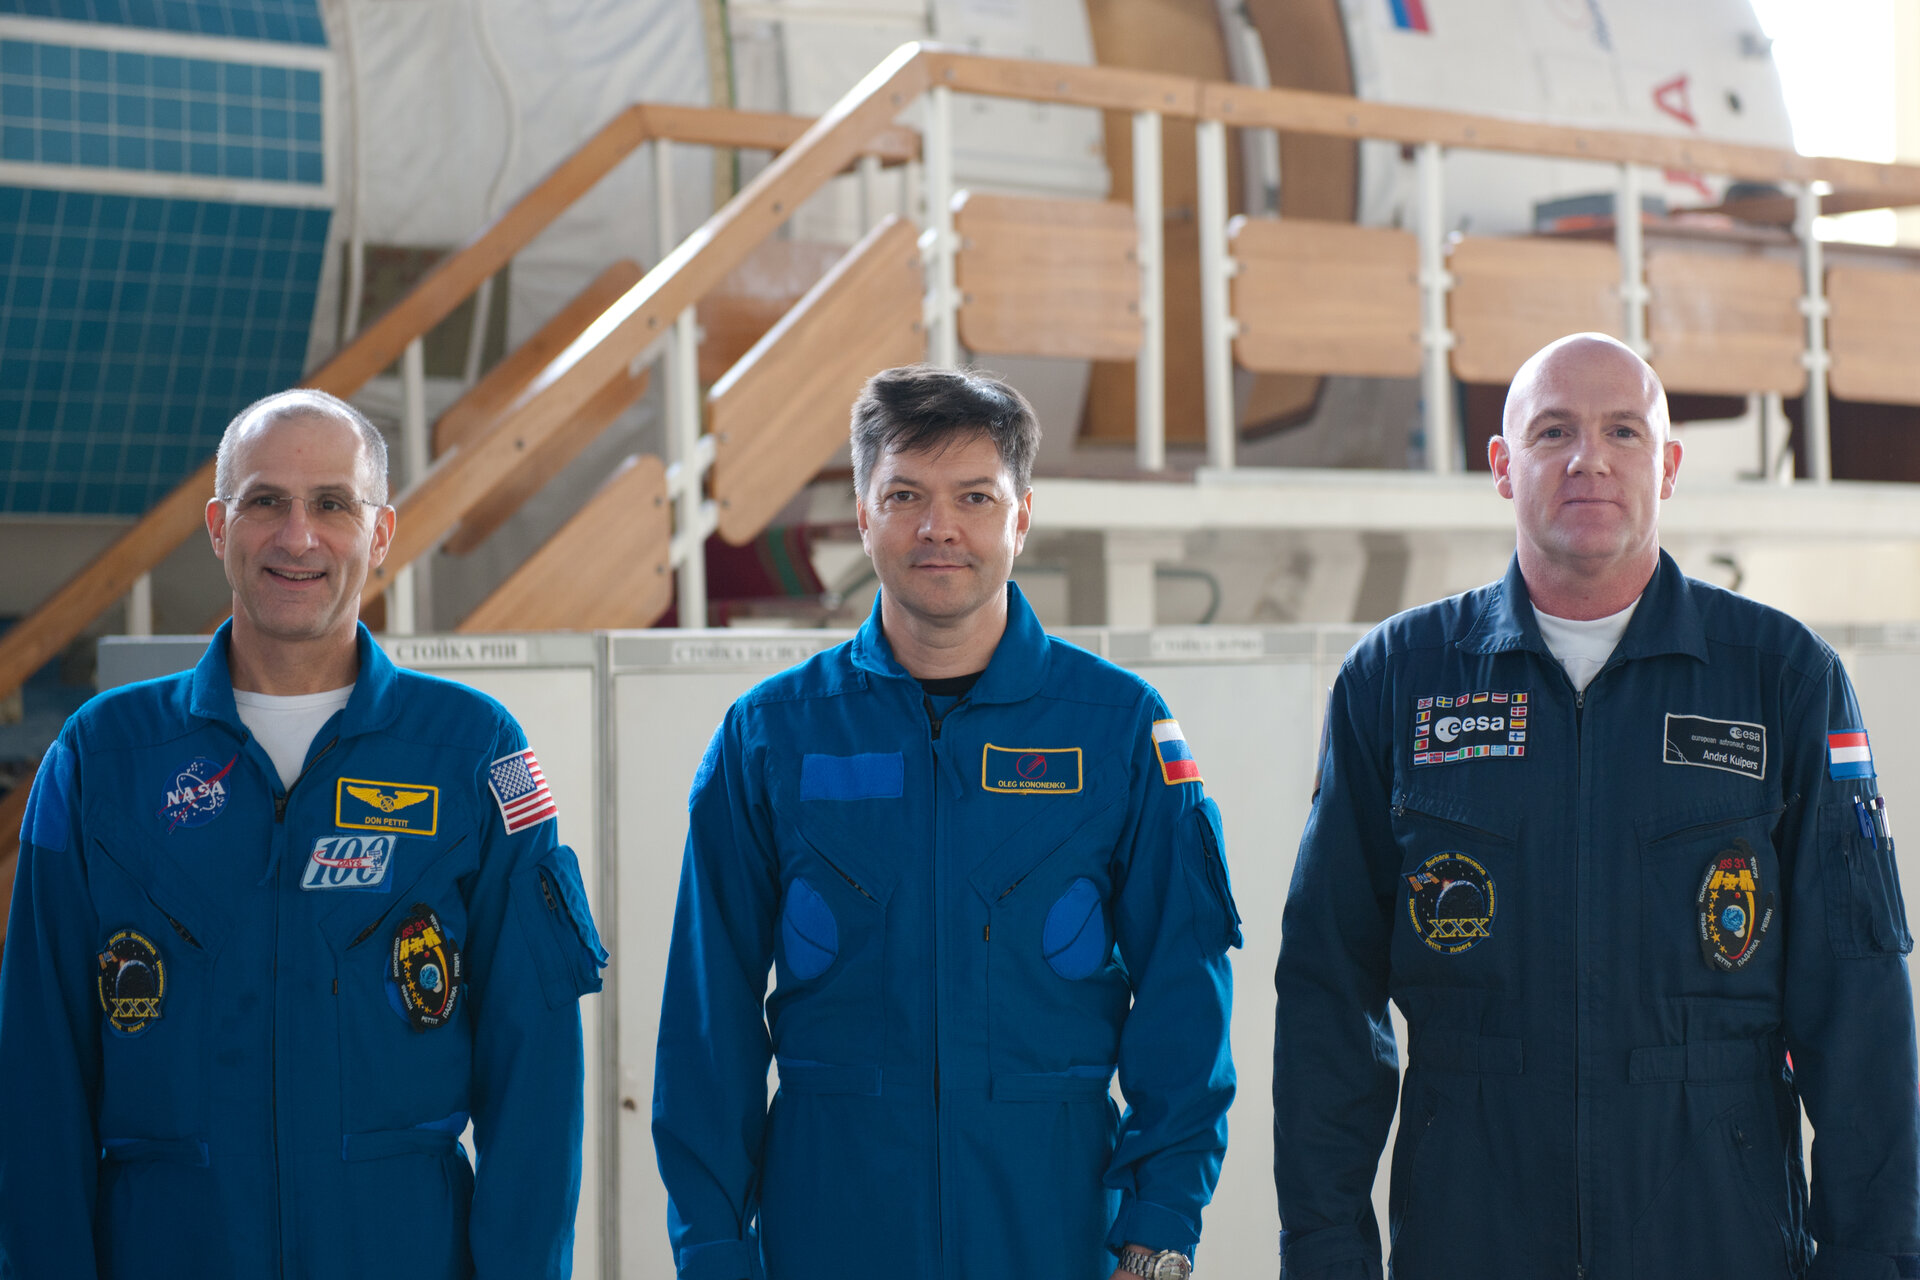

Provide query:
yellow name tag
left=335, top=777, right=440, bottom=835
left=981, top=745, right=1083, bottom=794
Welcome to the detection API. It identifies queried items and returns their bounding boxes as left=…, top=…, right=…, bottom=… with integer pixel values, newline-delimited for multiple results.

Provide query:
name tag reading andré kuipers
left=1663, top=714, right=1766, bottom=780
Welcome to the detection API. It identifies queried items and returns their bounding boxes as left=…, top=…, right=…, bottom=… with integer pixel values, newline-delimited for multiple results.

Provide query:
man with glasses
left=0, top=389, right=607, bottom=1278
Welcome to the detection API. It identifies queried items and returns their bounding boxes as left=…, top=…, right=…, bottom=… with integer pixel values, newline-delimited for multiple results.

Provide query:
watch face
left=1150, top=1254, right=1191, bottom=1280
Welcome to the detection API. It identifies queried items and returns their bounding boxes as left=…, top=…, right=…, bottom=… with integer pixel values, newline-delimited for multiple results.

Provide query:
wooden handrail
left=13, top=41, right=1920, bottom=704
left=362, top=44, right=936, bottom=605
left=0, top=103, right=920, bottom=703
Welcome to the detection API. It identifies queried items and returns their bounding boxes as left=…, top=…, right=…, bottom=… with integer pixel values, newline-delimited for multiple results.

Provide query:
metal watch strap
left=1119, top=1247, right=1192, bottom=1279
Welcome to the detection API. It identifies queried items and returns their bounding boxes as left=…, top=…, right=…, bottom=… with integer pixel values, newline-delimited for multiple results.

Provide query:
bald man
left=0, top=390, right=606, bottom=1278
left=1273, top=335, right=1920, bottom=1279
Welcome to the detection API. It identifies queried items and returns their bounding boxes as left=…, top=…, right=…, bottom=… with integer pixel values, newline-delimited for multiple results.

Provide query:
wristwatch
left=1118, top=1246, right=1193, bottom=1279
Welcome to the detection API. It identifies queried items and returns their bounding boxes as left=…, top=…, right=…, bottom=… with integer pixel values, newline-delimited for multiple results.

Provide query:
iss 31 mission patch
left=388, top=904, right=463, bottom=1031
left=1697, top=839, right=1774, bottom=971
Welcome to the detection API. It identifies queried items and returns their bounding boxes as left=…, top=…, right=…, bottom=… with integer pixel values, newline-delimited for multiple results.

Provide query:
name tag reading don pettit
left=335, top=777, right=440, bottom=835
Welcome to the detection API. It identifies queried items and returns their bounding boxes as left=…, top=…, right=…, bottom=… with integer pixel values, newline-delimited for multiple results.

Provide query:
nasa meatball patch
left=96, top=929, right=166, bottom=1035
left=1697, top=840, right=1774, bottom=972
left=388, top=904, right=463, bottom=1031
left=1412, top=692, right=1527, bottom=766
left=1405, top=852, right=1496, bottom=954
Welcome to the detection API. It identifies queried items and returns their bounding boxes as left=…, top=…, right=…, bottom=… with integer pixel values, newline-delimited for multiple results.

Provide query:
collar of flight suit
left=188, top=619, right=406, bottom=739
left=849, top=580, right=1054, bottom=705
left=1458, top=548, right=1709, bottom=666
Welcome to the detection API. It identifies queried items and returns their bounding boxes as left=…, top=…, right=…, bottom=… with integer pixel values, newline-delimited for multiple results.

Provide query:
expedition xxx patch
left=1405, top=852, right=1497, bottom=954
left=96, top=929, right=165, bottom=1035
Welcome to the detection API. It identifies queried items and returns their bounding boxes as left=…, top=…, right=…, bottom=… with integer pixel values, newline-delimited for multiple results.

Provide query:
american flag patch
left=489, top=748, right=558, bottom=833
left=1152, top=719, right=1203, bottom=785
left=1829, top=731, right=1874, bottom=781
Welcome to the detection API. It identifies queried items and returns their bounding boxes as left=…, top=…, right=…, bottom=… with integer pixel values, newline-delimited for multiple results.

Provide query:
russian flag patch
left=1152, top=719, right=1203, bottom=785
left=1829, top=730, right=1875, bottom=781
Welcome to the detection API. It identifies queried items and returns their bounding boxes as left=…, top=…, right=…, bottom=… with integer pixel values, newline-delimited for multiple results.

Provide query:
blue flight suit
left=652, top=583, right=1241, bottom=1280
left=1274, top=552, right=1920, bottom=1279
left=0, top=622, right=607, bottom=1280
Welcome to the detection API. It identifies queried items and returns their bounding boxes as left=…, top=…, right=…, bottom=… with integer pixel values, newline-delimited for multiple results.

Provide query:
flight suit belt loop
left=1627, top=1034, right=1781, bottom=1085
left=1411, top=1035, right=1525, bottom=1076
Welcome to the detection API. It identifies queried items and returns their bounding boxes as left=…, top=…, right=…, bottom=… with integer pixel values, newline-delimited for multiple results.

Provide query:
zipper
left=269, top=733, right=334, bottom=1277
left=812, top=849, right=878, bottom=903
left=161, top=911, right=201, bottom=949
left=1390, top=800, right=1514, bottom=844
left=925, top=693, right=949, bottom=1270
left=1650, top=803, right=1789, bottom=847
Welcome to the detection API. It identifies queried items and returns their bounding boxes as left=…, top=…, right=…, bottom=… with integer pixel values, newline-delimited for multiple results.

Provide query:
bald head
left=216, top=389, right=389, bottom=505
left=1502, top=333, right=1670, bottom=444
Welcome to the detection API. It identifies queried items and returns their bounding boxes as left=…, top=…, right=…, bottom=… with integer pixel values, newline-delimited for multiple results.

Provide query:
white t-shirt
left=233, top=686, right=354, bottom=789
left=1533, top=600, right=1639, bottom=693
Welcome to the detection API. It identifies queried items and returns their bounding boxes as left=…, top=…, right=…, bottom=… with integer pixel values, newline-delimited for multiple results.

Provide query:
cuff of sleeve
left=676, top=1238, right=758, bottom=1280
left=1106, top=1198, right=1201, bottom=1257
left=1808, top=1245, right=1920, bottom=1280
left=1278, top=1224, right=1383, bottom=1280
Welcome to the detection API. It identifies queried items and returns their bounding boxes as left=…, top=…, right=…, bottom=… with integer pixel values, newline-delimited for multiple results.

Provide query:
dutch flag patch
left=1152, top=719, right=1203, bottom=785
left=1829, top=730, right=1875, bottom=781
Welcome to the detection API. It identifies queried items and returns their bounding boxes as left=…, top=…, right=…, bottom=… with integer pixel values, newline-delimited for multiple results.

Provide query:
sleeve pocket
left=512, top=845, right=610, bottom=1007
left=1820, top=800, right=1914, bottom=958
left=1182, top=798, right=1243, bottom=953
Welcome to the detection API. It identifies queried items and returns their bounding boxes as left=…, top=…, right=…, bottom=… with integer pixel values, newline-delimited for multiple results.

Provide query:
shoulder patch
left=1829, top=730, right=1874, bottom=781
left=23, top=739, right=77, bottom=853
left=489, top=748, right=557, bottom=834
left=1151, top=719, right=1202, bottom=785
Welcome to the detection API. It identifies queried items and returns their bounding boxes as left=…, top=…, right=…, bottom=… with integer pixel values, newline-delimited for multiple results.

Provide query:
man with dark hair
left=1273, top=334, right=1920, bottom=1278
left=653, top=365, right=1241, bottom=1280
left=0, top=389, right=608, bottom=1277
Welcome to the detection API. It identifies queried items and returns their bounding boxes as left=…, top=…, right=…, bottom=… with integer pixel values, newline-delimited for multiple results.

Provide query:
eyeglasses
left=220, top=490, right=386, bottom=527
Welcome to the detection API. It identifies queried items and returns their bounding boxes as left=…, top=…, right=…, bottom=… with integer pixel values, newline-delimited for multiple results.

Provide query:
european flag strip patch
left=1152, top=719, right=1202, bottom=785
left=1829, top=730, right=1875, bottom=781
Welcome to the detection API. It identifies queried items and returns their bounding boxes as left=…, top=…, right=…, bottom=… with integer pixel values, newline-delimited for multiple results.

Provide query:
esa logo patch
left=388, top=903, right=463, bottom=1031
left=158, top=755, right=237, bottom=832
left=981, top=744, right=1083, bottom=794
left=336, top=778, right=438, bottom=835
left=1405, top=852, right=1497, bottom=954
left=301, top=834, right=396, bottom=892
left=1697, top=839, right=1774, bottom=971
left=96, top=929, right=165, bottom=1035
left=1412, top=693, right=1527, bottom=766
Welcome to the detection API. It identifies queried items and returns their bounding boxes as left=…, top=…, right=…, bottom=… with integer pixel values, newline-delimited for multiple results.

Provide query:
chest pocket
left=1821, top=796, right=1913, bottom=959
left=766, top=807, right=900, bottom=1072
left=1388, top=785, right=1516, bottom=986
left=89, top=840, right=226, bottom=1146
left=1639, top=803, right=1786, bottom=995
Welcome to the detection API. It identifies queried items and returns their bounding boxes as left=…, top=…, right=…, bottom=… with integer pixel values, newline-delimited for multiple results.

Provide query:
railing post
left=923, top=84, right=960, bottom=369
left=1795, top=183, right=1833, bottom=484
left=653, top=138, right=676, bottom=262
left=1133, top=109, right=1166, bottom=472
left=126, top=573, right=152, bottom=637
left=389, top=334, right=431, bottom=634
left=1416, top=142, right=1457, bottom=474
left=857, top=153, right=882, bottom=234
left=667, top=306, right=708, bottom=626
left=1196, top=116, right=1236, bottom=472
left=1616, top=163, right=1649, bottom=355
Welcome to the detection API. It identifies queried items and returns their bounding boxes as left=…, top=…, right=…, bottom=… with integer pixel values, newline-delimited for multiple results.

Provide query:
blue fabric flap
left=775, top=1058, right=882, bottom=1096
left=801, top=752, right=904, bottom=802
left=23, top=738, right=75, bottom=853
left=990, top=1067, right=1114, bottom=1102
left=100, top=1136, right=209, bottom=1166
left=341, top=1112, right=467, bottom=1162
left=1628, top=1035, right=1776, bottom=1084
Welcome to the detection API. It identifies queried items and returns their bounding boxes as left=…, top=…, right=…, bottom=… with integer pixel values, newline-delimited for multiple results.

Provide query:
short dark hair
left=850, top=365, right=1040, bottom=499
